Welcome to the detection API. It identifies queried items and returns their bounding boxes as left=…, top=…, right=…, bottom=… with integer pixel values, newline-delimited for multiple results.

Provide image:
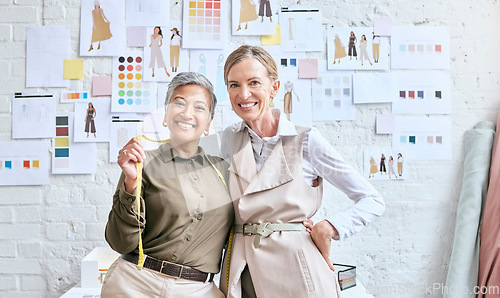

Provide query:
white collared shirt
left=221, top=110, right=385, bottom=241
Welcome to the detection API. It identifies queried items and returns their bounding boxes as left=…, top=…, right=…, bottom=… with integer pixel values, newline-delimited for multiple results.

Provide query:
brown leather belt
left=121, top=252, right=214, bottom=283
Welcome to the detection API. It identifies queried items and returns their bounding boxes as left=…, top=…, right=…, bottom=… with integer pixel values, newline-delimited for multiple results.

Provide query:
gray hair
left=164, top=72, right=217, bottom=117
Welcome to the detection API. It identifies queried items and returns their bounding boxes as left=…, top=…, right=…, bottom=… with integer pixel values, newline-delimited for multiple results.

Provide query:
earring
left=162, top=120, right=168, bottom=127
left=204, top=129, right=209, bottom=136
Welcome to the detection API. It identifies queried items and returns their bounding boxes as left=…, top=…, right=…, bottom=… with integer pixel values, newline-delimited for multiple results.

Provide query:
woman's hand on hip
left=307, top=220, right=338, bottom=271
left=117, top=138, right=146, bottom=191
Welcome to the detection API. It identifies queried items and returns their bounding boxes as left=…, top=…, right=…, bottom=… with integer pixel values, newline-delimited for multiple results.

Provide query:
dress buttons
left=193, top=176, right=198, bottom=181
left=172, top=255, right=177, bottom=261
left=200, top=194, right=205, bottom=199
left=186, top=235, right=191, bottom=241
left=196, top=214, right=202, bottom=220
left=127, top=198, right=133, bottom=202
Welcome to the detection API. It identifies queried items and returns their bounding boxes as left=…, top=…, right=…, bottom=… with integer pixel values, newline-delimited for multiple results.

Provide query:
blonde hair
left=223, top=45, right=278, bottom=85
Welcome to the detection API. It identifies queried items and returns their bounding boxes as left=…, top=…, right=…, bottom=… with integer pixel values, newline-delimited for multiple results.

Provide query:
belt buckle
left=243, top=223, right=254, bottom=236
left=160, top=260, right=183, bottom=279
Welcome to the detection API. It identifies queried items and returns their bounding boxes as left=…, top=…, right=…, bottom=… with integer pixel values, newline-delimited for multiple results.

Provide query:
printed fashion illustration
left=170, top=28, right=182, bottom=73
left=333, top=33, right=347, bottom=64
left=88, top=0, right=112, bottom=51
left=359, top=34, right=372, bottom=66
left=149, top=26, right=170, bottom=78
left=85, top=102, right=96, bottom=138
left=348, top=31, right=357, bottom=60
left=237, top=0, right=258, bottom=31
left=283, top=80, right=299, bottom=121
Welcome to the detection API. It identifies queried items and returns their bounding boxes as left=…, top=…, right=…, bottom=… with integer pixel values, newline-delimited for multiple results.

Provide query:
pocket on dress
left=296, top=249, right=315, bottom=293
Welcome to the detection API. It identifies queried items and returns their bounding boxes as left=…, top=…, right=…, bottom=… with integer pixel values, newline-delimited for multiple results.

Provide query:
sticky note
left=64, top=59, right=84, bottom=79
left=92, top=75, right=112, bottom=96
left=376, top=114, right=396, bottom=134
left=261, top=25, right=281, bottom=45
left=374, top=17, right=393, bottom=36
left=298, top=59, right=318, bottom=79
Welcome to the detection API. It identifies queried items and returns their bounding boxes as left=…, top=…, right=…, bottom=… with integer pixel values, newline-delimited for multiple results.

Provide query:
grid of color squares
left=399, top=44, right=442, bottom=53
left=55, top=116, right=70, bottom=168
left=324, top=76, right=351, bottom=109
left=188, top=0, right=221, bottom=41
left=399, top=135, right=443, bottom=144
left=116, top=55, right=151, bottom=107
left=399, top=90, right=442, bottom=99
left=63, top=92, right=88, bottom=100
left=0, top=160, right=39, bottom=170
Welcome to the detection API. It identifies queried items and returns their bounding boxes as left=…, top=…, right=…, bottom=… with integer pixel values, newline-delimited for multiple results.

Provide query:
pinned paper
left=92, top=75, right=112, bottom=96
left=298, top=59, right=318, bottom=79
left=261, top=25, right=282, bottom=45
left=374, top=17, right=393, bottom=36
left=64, top=59, right=84, bottom=79
left=376, top=114, right=396, bottom=134
left=127, top=26, right=148, bottom=47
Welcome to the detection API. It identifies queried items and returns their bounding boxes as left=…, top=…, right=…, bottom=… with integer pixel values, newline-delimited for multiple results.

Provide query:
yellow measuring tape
left=133, top=134, right=234, bottom=286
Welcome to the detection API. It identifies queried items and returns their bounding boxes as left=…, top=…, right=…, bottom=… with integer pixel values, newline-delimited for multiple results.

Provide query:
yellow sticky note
left=261, top=25, right=281, bottom=46
left=64, top=59, right=84, bottom=79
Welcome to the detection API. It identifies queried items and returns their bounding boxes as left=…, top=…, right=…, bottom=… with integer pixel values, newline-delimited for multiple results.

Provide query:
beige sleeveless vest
left=222, top=126, right=341, bottom=298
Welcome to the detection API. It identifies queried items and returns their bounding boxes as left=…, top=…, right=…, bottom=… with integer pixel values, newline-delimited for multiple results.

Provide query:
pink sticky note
left=298, top=59, right=318, bottom=79
left=92, top=75, right=112, bottom=96
left=376, top=114, right=396, bottom=134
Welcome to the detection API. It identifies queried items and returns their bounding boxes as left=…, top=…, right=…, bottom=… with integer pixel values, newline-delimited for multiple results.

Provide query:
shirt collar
left=231, top=109, right=298, bottom=138
left=158, top=142, right=205, bottom=165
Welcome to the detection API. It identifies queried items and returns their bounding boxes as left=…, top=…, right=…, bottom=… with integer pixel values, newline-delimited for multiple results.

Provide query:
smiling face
left=226, top=58, right=279, bottom=124
left=165, top=84, right=212, bottom=146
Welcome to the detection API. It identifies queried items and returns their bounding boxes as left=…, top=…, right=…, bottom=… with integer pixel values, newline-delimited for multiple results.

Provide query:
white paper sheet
left=109, top=115, right=143, bottom=163
left=143, top=22, right=189, bottom=82
left=26, top=26, right=70, bottom=88
left=12, top=93, right=56, bottom=139
left=391, top=26, right=450, bottom=69
left=327, top=26, right=390, bottom=71
left=392, top=116, right=451, bottom=160
left=52, top=113, right=97, bottom=174
left=279, top=7, right=322, bottom=52
left=231, top=0, right=276, bottom=35
left=111, top=50, right=157, bottom=113
left=0, top=140, right=50, bottom=186
left=312, top=68, right=355, bottom=121
left=274, top=69, right=312, bottom=126
left=364, top=149, right=406, bottom=181
left=189, top=49, right=230, bottom=105
left=80, top=0, right=126, bottom=56
left=182, top=0, right=228, bottom=49
left=391, top=71, right=451, bottom=114
left=125, top=0, right=169, bottom=26
left=352, top=72, right=394, bottom=103
left=127, top=26, right=148, bottom=47
left=74, top=98, right=113, bottom=142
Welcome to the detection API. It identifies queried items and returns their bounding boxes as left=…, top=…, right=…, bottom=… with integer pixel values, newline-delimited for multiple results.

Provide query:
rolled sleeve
left=305, top=128, right=385, bottom=241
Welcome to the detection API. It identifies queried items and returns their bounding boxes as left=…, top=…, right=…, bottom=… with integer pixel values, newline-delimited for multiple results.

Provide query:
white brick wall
left=0, top=0, right=498, bottom=297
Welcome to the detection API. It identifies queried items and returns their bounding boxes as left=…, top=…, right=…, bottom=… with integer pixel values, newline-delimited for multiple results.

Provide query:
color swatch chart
left=312, top=72, right=355, bottom=121
left=0, top=160, right=39, bottom=170
left=0, top=141, right=49, bottom=186
left=54, top=115, right=70, bottom=168
left=398, top=44, right=442, bottom=54
left=183, top=0, right=226, bottom=49
left=60, top=91, right=89, bottom=103
left=399, top=90, right=442, bottom=99
left=399, top=135, right=443, bottom=145
left=112, top=52, right=157, bottom=113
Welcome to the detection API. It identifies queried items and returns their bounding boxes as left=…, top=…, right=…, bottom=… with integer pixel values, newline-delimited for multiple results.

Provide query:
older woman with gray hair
left=102, top=72, right=233, bottom=297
